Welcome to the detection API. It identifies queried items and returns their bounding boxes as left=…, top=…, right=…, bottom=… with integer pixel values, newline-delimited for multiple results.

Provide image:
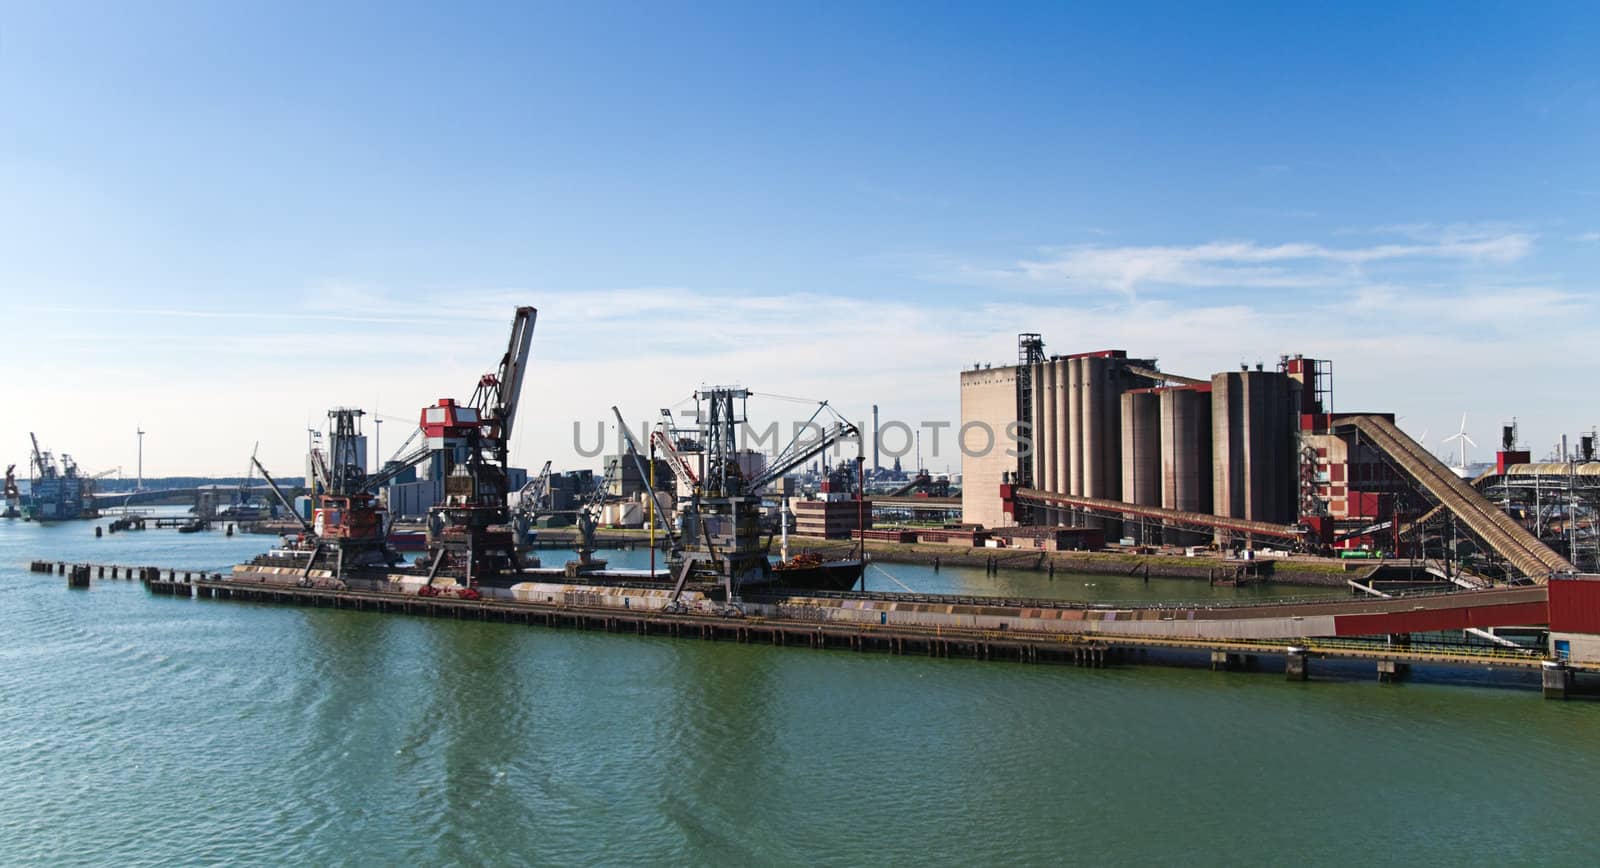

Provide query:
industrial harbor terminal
left=5, top=3, right=1599, bottom=865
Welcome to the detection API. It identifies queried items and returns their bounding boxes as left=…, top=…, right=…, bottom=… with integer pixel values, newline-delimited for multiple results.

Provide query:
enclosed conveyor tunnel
left=1009, top=487, right=1308, bottom=545
left=1346, top=416, right=1574, bottom=581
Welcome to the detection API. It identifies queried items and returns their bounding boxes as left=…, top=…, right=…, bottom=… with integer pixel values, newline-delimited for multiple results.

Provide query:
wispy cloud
left=1004, top=230, right=1533, bottom=295
left=1574, top=231, right=1600, bottom=243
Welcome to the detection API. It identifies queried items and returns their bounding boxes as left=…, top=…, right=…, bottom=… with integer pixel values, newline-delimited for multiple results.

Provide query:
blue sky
left=3, top=1, right=1598, bottom=476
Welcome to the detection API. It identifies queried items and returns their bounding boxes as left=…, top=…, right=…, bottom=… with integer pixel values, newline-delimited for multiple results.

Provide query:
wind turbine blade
left=1463, top=435, right=1477, bottom=447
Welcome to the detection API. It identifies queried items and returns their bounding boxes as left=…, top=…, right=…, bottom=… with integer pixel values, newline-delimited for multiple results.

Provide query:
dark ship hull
left=767, top=558, right=863, bottom=592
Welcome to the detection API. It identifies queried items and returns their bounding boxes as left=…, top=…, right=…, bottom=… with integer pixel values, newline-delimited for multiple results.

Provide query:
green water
left=3, top=515, right=1598, bottom=865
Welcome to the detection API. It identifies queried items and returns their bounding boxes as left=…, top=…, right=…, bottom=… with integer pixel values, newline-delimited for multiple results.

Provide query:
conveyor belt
left=1015, top=488, right=1305, bottom=542
left=1348, top=416, right=1573, bottom=580
left=1398, top=469, right=1492, bottom=540
left=1125, top=365, right=1209, bottom=387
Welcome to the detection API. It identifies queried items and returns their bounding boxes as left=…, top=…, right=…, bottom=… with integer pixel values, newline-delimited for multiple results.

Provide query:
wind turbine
left=1443, top=414, right=1476, bottom=475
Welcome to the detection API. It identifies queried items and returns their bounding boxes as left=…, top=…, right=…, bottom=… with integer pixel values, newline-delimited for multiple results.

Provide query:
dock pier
left=22, top=559, right=1586, bottom=697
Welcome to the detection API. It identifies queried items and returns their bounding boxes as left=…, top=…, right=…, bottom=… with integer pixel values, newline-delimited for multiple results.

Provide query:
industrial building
left=960, top=337, right=1283, bottom=539
left=961, top=334, right=1577, bottom=585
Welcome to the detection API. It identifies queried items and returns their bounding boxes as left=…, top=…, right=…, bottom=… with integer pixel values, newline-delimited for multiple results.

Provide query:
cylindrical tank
left=1211, top=372, right=1238, bottom=522
left=1122, top=391, right=1161, bottom=506
left=1103, top=361, right=1124, bottom=504
left=1067, top=357, right=1084, bottom=499
left=1160, top=386, right=1213, bottom=547
left=1031, top=362, right=1047, bottom=494
left=1211, top=370, right=1296, bottom=528
left=1040, top=360, right=1057, bottom=506
left=1160, top=387, right=1212, bottom=513
left=1054, top=358, right=1069, bottom=499
left=1083, top=356, right=1104, bottom=499
left=1121, top=390, right=1160, bottom=544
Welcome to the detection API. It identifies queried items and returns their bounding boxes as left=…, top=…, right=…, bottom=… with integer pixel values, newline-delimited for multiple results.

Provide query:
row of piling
left=28, top=561, right=220, bottom=589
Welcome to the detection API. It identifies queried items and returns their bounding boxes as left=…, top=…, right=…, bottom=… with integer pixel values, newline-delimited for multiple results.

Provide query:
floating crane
left=253, top=418, right=434, bottom=583
left=618, top=387, right=862, bottom=603
left=25, top=433, right=96, bottom=520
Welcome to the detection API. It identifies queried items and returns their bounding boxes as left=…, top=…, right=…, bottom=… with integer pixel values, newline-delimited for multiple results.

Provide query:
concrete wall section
left=960, top=365, right=1020, bottom=529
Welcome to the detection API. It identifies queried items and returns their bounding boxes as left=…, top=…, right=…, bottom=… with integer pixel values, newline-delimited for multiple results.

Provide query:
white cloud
left=3, top=225, right=1587, bottom=478
left=1008, top=231, right=1534, bottom=295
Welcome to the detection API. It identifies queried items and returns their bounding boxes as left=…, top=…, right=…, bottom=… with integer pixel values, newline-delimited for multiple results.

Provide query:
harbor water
left=3, top=514, right=1598, bottom=865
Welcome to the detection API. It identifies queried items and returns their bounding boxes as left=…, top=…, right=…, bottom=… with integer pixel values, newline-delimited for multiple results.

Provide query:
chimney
left=872, top=404, right=881, bottom=473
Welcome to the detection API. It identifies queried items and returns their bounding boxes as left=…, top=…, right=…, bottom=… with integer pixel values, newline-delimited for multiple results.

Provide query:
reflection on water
left=2, top=518, right=1596, bottom=865
left=547, top=545, right=1352, bottom=605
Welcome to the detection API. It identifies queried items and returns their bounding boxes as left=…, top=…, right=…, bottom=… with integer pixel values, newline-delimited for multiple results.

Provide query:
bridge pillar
left=1285, top=649, right=1308, bottom=681
left=1542, top=662, right=1573, bottom=700
left=1377, top=660, right=1409, bottom=683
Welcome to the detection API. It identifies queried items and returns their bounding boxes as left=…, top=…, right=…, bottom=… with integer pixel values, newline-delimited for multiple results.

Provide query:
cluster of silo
left=1011, top=344, right=1300, bottom=544
left=1025, top=352, right=1153, bottom=534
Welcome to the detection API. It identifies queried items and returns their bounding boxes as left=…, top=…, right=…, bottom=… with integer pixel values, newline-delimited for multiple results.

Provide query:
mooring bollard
left=95, top=526, right=103, bottom=538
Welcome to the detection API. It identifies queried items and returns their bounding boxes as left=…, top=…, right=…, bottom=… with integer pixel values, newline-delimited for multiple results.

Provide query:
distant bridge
left=92, top=484, right=291, bottom=509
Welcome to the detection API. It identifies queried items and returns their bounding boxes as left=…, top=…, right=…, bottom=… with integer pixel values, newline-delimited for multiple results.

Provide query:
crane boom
left=475, top=306, right=538, bottom=447
left=512, top=460, right=553, bottom=513
left=612, top=407, right=679, bottom=552
left=747, top=418, right=860, bottom=491
left=651, top=430, right=699, bottom=487
left=361, top=443, right=432, bottom=492
left=28, top=432, right=46, bottom=479
left=251, top=455, right=313, bottom=536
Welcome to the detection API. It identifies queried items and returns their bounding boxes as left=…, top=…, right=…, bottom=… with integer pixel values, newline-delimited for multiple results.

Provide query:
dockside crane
left=621, top=388, right=862, bottom=603
left=421, top=306, right=538, bottom=585
left=253, top=433, right=435, bottom=583
left=567, top=459, right=621, bottom=575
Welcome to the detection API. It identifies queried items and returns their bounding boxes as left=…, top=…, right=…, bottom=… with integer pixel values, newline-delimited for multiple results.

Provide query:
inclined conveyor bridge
left=1344, top=416, right=1574, bottom=582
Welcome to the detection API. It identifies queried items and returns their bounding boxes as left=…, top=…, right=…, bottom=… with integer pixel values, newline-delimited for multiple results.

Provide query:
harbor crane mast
left=508, top=459, right=553, bottom=551
left=421, top=306, right=537, bottom=585
left=566, top=459, right=620, bottom=576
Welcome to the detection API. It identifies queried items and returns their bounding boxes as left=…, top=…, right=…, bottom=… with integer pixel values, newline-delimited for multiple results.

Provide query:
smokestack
left=872, top=404, right=880, bottom=473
